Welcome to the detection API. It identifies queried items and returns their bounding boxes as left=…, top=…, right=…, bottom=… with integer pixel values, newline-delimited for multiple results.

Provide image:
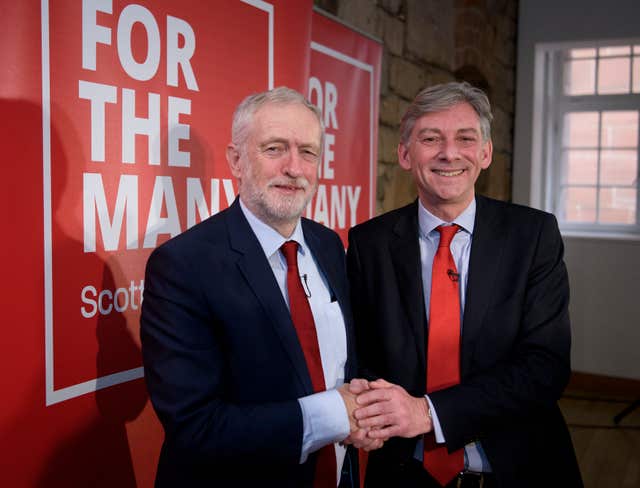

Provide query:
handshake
left=337, top=378, right=434, bottom=451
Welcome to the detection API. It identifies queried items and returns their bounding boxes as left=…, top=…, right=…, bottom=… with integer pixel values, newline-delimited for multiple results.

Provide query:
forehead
left=250, top=102, right=321, bottom=142
left=411, top=102, right=481, bottom=135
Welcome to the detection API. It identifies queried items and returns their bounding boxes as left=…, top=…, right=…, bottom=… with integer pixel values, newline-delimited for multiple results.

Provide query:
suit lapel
left=303, top=222, right=342, bottom=304
left=225, top=200, right=313, bottom=393
left=461, top=196, right=506, bottom=375
left=389, top=202, right=427, bottom=373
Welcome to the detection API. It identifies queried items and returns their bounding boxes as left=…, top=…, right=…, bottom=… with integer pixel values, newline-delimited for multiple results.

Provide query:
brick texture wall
left=314, top=0, right=518, bottom=214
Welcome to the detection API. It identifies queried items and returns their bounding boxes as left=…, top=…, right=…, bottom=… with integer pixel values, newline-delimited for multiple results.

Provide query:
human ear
left=226, top=143, right=243, bottom=178
left=479, top=139, right=493, bottom=169
left=397, top=143, right=412, bottom=171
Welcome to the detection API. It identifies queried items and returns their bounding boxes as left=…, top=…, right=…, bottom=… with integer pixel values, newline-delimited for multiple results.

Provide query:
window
left=539, top=42, right=640, bottom=236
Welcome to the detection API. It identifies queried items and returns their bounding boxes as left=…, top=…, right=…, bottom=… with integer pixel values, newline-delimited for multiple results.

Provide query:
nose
left=282, top=148, right=304, bottom=177
left=437, top=138, right=459, bottom=162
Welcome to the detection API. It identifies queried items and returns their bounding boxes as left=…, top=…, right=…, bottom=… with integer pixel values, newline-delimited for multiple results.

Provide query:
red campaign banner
left=43, top=0, right=312, bottom=405
left=307, top=9, right=382, bottom=245
left=0, top=1, right=312, bottom=486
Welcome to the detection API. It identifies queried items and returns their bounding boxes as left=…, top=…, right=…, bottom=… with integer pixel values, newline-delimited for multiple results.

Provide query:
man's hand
left=348, top=378, right=371, bottom=396
left=338, top=379, right=384, bottom=451
left=342, top=425, right=384, bottom=451
left=353, top=379, right=432, bottom=440
left=337, top=383, right=360, bottom=432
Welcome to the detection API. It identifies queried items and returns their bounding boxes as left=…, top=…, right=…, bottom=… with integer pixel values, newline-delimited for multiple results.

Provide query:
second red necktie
left=423, top=225, right=464, bottom=486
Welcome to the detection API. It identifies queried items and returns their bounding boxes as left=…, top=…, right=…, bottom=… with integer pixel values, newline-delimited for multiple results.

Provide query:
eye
left=458, top=136, right=476, bottom=145
left=300, top=148, right=320, bottom=162
left=459, top=132, right=477, bottom=141
left=420, top=136, right=440, bottom=145
left=263, top=144, right=285, bottom=156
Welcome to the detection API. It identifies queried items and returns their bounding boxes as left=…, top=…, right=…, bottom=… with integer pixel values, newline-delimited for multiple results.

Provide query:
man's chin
left=262, top=198, right=309, bottom=223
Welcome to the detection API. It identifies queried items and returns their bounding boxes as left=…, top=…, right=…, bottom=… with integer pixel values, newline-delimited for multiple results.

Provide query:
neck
left=420, top=196, right=473, bottom=222
left=256, top=212, right=298, bottom=238
left=238, top=196, right=299, bottom=238
left=257, top=211, right=298, bottom=238
left=271, top=220, right=297, bottom=238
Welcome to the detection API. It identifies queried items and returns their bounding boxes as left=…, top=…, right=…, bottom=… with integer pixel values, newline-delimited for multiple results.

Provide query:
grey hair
left=399, top=81, right=493, bottom=145
left=231, top=86, right=324, bottom=149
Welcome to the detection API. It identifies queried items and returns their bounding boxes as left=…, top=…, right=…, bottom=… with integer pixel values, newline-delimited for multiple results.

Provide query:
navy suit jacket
left=347, top=196, right=582, bottom=487
left=141, top=198, right=357, bottom=487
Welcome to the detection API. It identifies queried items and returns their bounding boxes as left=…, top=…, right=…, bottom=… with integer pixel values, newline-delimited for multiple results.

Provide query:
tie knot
left=437, top=225, right=458, bottom=248
left=281, top=240, right=299, bottom=267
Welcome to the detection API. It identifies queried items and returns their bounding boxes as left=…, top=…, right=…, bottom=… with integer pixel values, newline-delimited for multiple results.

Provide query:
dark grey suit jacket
left=347, top=196, right=582, bottom=487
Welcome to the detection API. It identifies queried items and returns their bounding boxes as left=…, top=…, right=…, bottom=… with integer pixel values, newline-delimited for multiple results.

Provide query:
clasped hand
left=338, top=378, right=433, bottom=451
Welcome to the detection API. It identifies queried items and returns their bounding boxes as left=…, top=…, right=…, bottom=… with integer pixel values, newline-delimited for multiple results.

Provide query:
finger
left=357, top=414, right=392, bottom=430
left=356, top=388, right=391, bottom=406
left=354, top=401, right=388, bottom=420
left=363, top=439, right=384, bottom=451
left=348, top=378, right=370, bottom=394
left=347, top=429, right=368, bottom=442
left=367, top=425, right=398, bottom=439
left=357, top=436, right=381, bottom=451
left=352, top=437, right=374, bottom=449
left=353, top=431, right=382, bottom=450
left=346, top=428, right=372, bottom=449
left=354, top=440, right=376, bottom=450
left=368, top=378, right=393, bottom=389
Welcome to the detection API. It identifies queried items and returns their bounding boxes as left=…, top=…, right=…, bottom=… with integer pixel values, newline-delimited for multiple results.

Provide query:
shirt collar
left=239, top=198, right=307, bottom=260
left=418, top=198, right=476, bottom=238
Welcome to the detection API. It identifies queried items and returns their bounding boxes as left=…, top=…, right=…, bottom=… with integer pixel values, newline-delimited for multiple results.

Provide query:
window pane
left=564, top=112, right=599, bottom=147
left=563, top=150, right=598, bottom=184
left=634, top=45, right=640, bottom=54
left=562, top=187, right=597, bottom=222
left=599, top=46, right=631, bottom=57
left=570, top=48, right=596, bottom=59
left=633, top=57, right=640, bottom=93
left=600, top=111, right=638, bottom=147
left=600, top=150, right=638, bottom=185
left=598, top=57, right=631, bottom=94
left=564, top=59, right=595, bottom=95
left=599, top=188, right=636, bottom=224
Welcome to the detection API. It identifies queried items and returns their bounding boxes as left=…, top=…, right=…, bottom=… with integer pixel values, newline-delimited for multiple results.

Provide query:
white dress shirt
left=417, top=198, right=492, bottom=473
left=240, top=200, right=349, bottom=484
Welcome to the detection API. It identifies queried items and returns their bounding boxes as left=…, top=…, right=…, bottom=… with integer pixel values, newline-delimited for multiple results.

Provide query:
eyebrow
left=416, top=127, right=479, bottom=137
left=457, top=128, right=479, bottom=135
left=259, top=138, right=320, bottom=151
left=259, top=137, right=289, bottom=148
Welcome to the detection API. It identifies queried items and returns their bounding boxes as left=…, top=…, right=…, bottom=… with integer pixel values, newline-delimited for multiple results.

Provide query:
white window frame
left=532, top=39, right=640, bottom=239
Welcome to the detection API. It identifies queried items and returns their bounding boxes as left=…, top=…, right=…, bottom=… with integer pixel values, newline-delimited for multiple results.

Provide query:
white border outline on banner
left=241, top=0, right=274, bottom=90
left=42, top=0, right=275, bottom=406
left=310, top=41, right=375, bottom=218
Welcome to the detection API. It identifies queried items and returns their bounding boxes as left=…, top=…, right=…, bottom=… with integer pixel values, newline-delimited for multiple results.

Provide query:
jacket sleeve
left=140, top=242, right=303, bottom=464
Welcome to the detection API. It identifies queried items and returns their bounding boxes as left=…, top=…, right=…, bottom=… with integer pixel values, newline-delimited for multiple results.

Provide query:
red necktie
left=423, top=225, right=464, bottom=486
left=281, top=241, right=336, bottom=488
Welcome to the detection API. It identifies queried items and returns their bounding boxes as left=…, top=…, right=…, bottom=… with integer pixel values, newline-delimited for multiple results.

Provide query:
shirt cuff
left=426, top=395, right=445, bottom=444
left=298, top=389, right=350, bottom=463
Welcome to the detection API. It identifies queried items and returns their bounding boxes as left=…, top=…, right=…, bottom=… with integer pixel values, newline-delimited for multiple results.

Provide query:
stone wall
left=314, top=0, right=518, bottom=214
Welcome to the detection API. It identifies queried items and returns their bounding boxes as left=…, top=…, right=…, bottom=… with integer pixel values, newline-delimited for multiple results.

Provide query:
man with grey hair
left=347, top=82, right=582, bottom=487
left=141, top=87, right=377, bottom=487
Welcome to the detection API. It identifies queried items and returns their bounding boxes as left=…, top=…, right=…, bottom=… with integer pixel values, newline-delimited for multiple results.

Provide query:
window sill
left=560, top=229, right=640, bottom=242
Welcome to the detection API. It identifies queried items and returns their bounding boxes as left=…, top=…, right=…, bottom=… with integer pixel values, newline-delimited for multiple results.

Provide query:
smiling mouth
left=274, top=184, right=303, bottom=192
left=269, top=177, right=309, bottom=193
left=433, top=169, right=465, bottom=177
